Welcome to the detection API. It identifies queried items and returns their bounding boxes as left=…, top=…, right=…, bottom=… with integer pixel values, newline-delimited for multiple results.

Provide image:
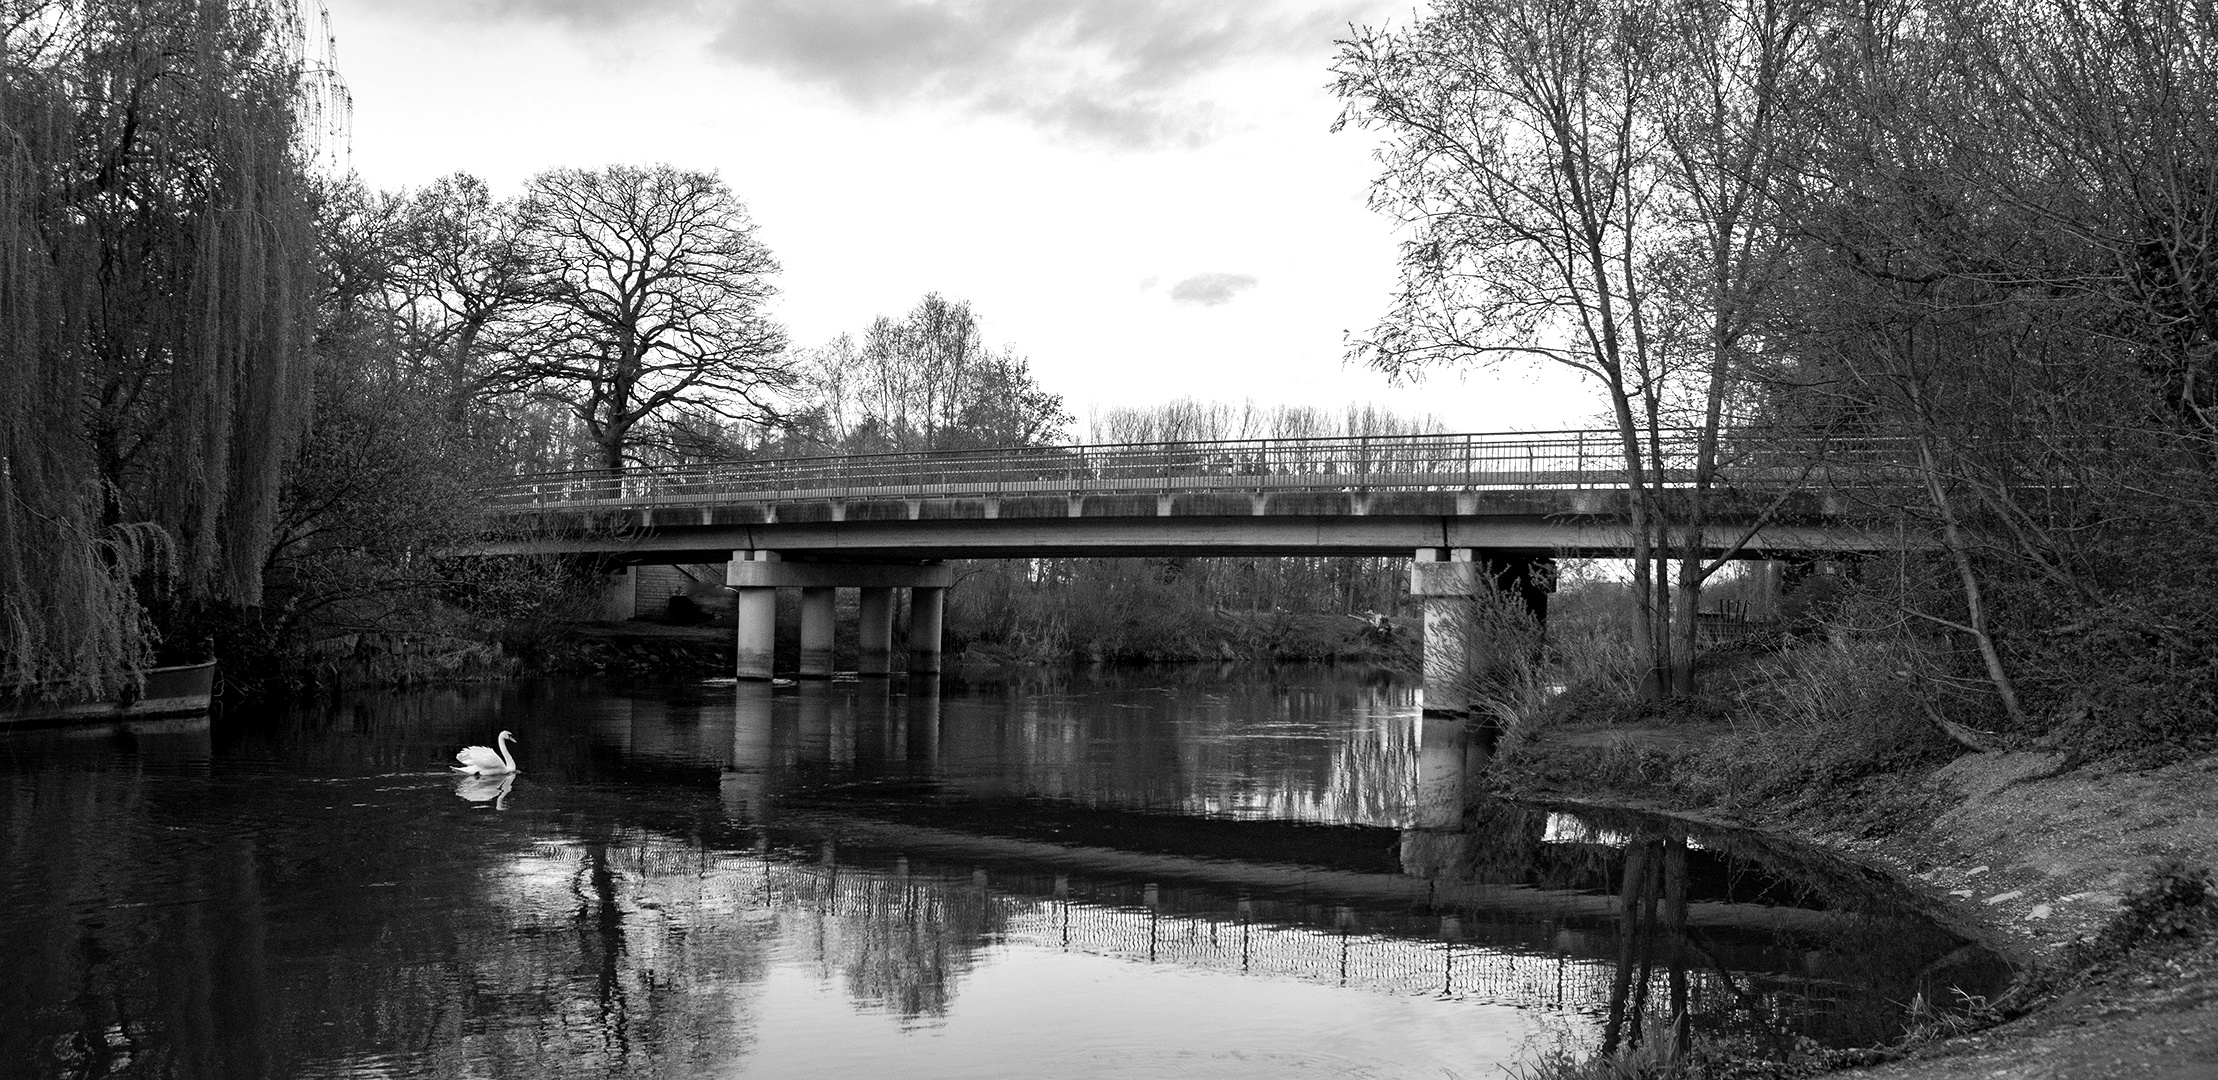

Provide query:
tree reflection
left=1387, top=712, right=2010, bottom=1057
left=1, top=672, right=2014, bottom=1077
left=784, top=851, right=1007, bottom=1019
left=1599, top=834, right=1694, bottom=1056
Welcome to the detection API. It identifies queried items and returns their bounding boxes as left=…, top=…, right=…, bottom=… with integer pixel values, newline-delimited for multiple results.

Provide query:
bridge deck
left=476, top=430, right=1910, bottom=561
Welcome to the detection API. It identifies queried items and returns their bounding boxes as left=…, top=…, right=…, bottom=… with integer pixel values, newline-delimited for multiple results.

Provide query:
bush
left=1677, top=636, right=1957, bottom=811
left=2089, top=860, right=2217, bottom=957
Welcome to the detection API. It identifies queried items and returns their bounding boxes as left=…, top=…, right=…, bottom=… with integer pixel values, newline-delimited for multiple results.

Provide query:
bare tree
left=1334, top=0, right=1681, bottom=691
left=814, top=293, right=1068, bottom=452
left=510, top=165, right=791, bottom=475
left=1649, top=0, right=1816, bottom=692
left=1335, top=0, right=1825, bottom=696
left=387, top=173, right=537, bottom=421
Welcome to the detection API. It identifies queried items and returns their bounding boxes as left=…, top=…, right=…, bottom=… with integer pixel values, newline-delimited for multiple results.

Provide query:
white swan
left=452, top=730, right=519, bottom=775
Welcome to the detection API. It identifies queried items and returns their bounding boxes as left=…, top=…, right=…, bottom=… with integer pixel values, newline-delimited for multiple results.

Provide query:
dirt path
left=1821, top=753, right=2218, bottom=962
left=1817, top=753, right=2218, bottom=1078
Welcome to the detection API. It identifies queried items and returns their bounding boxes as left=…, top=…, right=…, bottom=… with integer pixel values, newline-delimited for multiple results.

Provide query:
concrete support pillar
left=729, top=551, right=780, bottom=680
left=596, top=566, right=638, bottom=621
left=1745, top=560, right=1783, bottom=622
left=908, top=585, right=946, bottom=674
left=857, top=587, right=895, bottom=676
left=1410, top=548, right=1553, bottom=715
left=1412, top=549, right=1480, bottom=715
left=798, top=587, right=836, bottom=678
left=1421, top=597, right=1471, bottom=714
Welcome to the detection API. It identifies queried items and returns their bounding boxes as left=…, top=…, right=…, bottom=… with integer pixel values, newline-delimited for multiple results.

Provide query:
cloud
left=426, top=0, right=700, bottom=31
left=1169, top=272, right=1258, bottom=306
left=405, top=1, right=1375, bottom=149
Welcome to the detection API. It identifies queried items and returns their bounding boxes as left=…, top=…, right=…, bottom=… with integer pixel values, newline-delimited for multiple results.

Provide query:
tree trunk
left=1914, top=429, right=2029, bottom=727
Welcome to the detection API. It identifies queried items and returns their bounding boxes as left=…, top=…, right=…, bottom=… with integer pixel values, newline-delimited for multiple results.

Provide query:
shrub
left=2089, top=860, right=2217, bottom=956
left=1676, top=636, right=1957, bottom=810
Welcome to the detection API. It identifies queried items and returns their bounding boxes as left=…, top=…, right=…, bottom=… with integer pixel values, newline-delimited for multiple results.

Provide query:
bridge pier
left=730, top=551, right=781, bottom=681
left=798, top=587, right=836, bottom=678
left=857, top=587, right=894, bottom=676
left=1410, top=548, right=1551, bottom=715
left=908, top=586, right=946, bottom=674
left=593, top=566, right=638, bottom=621
left=726, top=554, right=953, bottom=679
left=1414, top=549, right=1481, bottom=715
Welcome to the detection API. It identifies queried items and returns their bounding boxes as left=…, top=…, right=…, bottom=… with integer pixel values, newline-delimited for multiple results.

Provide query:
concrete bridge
left=475, top=429, right=1906, bottom=699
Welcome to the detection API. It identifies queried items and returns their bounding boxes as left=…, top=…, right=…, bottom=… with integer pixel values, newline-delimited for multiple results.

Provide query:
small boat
left=1, top=660, right=217, bottom=729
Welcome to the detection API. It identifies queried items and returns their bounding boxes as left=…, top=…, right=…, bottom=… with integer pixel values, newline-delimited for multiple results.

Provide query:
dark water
left=0, top=665, right=2008, bottom=1079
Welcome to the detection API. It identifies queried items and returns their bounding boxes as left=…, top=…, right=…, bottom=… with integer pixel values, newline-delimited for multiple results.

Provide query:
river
left=0, top=664, right=2008, bottom=1079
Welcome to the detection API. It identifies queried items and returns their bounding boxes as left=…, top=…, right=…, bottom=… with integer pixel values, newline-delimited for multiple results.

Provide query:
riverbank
left=1502, top=717, right=2218, bottom=1078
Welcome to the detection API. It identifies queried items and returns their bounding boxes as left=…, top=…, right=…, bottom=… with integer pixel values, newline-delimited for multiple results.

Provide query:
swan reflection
left=455, top=772, right=515, bottom=808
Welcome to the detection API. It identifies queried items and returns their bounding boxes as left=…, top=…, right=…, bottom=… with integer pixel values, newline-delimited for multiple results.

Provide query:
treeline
left=944, top=399, right=1438, bottom=664
left=0, top=0, right=1048, bottom=693
left=3, top=0, right=322, bottom=697
left=0, top=0, right=1423, bottom=695
left=1338, top=0, right=2218, bottom=755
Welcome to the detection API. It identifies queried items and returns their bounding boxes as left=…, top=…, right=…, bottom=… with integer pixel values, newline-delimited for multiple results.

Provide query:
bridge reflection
left=579, top=675, right=2010, bottom=1051
left=0, top=673, right=2009, bottom=1078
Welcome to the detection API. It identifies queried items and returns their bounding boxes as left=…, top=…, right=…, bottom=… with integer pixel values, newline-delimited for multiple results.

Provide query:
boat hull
left=1, top=661, right=216, bottom=728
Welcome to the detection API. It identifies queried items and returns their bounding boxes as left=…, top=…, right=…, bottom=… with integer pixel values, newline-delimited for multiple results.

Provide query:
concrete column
left=857, top=587, right=894, bottom=676
left=596, top=566, right=638, bottom=621
left=734, top=588, right=776, bottom=679
left=798, top=587, right=836, bottom=678
left=1412, top=549, right=1480, bottom=715
left=908, top=585, right=946, bottom=674
left=1745, top=559, right=1783, bottom=622
left=729, top=551, right=779, bottom=680
left=1421, top=596, right=1470, bottom=714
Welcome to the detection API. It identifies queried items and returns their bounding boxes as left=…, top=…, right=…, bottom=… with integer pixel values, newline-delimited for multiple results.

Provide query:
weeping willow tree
left=1, top=0, right=326, bottom=697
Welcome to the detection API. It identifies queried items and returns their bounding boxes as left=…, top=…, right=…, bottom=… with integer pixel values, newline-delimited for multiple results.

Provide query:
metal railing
left=482, top=429, right=1912, bottom=511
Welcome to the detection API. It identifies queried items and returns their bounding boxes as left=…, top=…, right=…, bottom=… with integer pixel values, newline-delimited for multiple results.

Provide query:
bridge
left=474, top=429, right=1910, bottom=699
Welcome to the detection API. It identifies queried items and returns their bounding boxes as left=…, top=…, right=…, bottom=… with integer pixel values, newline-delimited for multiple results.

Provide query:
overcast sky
left=329, top=0, right=1590, bottom=434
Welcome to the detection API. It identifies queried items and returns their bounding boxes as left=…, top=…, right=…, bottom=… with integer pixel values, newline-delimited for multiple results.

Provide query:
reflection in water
left=1399, top=714, right=2010, bottom=1056
left=0, top=668, right=2007, bottom=1079
left=454, top=772, right=515, bottom=807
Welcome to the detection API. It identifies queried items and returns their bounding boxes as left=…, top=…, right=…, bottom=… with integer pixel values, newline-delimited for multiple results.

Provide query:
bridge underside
left=479, top=489, right=1900, bottom=564
left=476, top=487, right=1897, bottom=698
